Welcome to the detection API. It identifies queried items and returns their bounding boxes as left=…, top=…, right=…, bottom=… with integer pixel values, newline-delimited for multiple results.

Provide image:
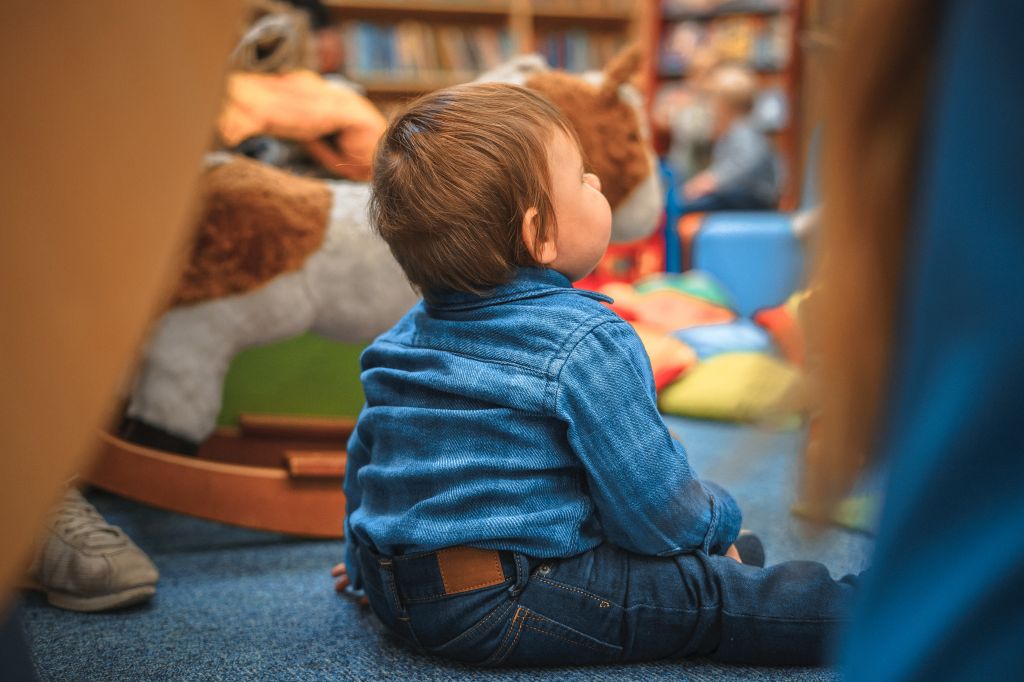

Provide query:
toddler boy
left=335, top=82, right=855, bottom=667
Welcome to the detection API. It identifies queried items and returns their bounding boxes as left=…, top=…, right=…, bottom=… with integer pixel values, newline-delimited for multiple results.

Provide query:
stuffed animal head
left=478, top=46, right=663, bottom=243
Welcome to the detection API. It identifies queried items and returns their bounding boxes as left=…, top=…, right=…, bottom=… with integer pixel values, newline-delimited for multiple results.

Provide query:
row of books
left=538, top=29, right=625, bottom=73
left=341, top=21, right=512, bottom=81
left=337, top=0, right=630, bottom=10
left=663, top=0, right=788, bottom=19
left=659, top=14, right=792, bottom=75
left=533, top=0, right=635, bottom=13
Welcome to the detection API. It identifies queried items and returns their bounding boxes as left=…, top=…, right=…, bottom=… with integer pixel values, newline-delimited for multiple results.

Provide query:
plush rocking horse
left=87, top=45, right=664, bottom=537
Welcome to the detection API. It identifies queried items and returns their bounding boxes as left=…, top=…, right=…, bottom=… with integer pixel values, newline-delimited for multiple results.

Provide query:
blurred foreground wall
left=0, top=1, right=244, bottom=608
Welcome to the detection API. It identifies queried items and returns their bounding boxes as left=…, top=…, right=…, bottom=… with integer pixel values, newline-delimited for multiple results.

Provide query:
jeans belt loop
left=508, top=552, right=530, bottom=597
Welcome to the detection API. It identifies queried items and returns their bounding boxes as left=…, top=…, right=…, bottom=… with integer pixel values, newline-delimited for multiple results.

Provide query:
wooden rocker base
left=84, top=415, right=353, bottom=538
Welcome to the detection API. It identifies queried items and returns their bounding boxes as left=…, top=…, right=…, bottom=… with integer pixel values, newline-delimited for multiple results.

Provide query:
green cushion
left=634, top=270, right=735, bottom=310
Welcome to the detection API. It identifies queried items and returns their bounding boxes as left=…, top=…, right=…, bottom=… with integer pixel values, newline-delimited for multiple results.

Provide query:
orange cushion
left=753, top=291, right=808, bottom=366
left=603, top=283, right=736, bottom=334
left=630, top=322, right=698, bottom=390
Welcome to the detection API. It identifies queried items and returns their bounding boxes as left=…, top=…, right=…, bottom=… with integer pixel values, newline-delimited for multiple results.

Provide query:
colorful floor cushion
left=672, top=319, right=774, bottom=360
left=630, top=322, right=698, bottom=390
left=754, top=291, right=809, bottom=366
left=633, top=270, right=735, bottom=310
left=601, top=282, right=736, bottom=333
left=658, top=352, right=803, bottom=424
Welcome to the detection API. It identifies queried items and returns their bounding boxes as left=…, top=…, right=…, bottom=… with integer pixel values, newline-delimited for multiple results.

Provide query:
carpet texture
left=21, top=417, right=872, bottom=680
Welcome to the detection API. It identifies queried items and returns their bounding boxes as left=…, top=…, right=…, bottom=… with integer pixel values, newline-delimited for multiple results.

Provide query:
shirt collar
left=425, top=267, right=612, bottom=312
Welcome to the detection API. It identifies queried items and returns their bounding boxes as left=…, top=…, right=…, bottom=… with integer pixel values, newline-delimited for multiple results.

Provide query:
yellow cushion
left=658, top=352, right=802, bottom=423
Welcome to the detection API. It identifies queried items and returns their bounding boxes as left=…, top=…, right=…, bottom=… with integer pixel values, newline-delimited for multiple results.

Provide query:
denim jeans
left=676, top=188, right=778, bottom=214
left=353, top=537, right=858, bottom=667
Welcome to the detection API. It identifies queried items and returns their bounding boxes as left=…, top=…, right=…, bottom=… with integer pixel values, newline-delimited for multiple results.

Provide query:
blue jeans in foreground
left=353, top=537, right=858, bottom=667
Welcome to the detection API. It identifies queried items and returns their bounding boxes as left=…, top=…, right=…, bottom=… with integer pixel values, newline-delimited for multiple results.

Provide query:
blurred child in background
left=680, top=63, right=781, bottom=211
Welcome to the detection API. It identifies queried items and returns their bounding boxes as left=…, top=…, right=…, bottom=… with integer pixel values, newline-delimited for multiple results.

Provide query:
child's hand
left=331, top=562, right=369, bottom=606
left=683, top=171, right=719, bottom=200
left=725, top=544, right=742, bottom=563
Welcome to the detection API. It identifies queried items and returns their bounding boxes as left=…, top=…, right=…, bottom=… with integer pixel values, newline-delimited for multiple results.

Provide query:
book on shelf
left=532, top=0, right=635, bottom=14
left=329, top=0, right=508, bottom=9
left=659, top=13, right=791, bottom=76
left=663, top=0, right=788, bottom=19
left=341, top=20, right=512, bottom=84
left=538, top=29, right=625, bottom=72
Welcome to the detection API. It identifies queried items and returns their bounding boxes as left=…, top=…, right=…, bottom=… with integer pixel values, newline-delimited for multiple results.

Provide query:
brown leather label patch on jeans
left=436, top=546, right=506, bottom=595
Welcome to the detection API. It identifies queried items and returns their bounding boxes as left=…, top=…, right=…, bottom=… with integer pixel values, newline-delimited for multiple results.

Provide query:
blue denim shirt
left=344, top=267, right=741, bottom=589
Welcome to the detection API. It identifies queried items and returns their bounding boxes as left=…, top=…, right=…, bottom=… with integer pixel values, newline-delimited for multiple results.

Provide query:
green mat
left=217, top=333, right=366, bottom=426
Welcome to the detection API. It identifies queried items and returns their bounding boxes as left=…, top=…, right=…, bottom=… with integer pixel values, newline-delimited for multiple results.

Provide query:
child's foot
left=733, top=532, right=765, bottom=567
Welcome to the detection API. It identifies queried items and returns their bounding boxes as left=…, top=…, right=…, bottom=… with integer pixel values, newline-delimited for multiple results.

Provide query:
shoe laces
left=52, top=491, right=127, bottom=550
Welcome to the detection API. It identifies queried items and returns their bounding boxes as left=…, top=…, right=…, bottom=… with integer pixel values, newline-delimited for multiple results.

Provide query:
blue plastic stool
left=691, top=213, right=803, bottom=317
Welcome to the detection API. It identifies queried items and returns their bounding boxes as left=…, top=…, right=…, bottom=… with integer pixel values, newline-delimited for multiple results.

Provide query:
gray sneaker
left=27, top=488, right=159, bottom=612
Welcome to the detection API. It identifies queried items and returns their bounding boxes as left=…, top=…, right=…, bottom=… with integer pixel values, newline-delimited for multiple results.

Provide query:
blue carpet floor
left=21, top=417, right=872, bottom=681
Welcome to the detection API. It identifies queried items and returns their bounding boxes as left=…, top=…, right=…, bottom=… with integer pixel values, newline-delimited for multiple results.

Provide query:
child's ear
left=521, top=208, right=557, bottom=264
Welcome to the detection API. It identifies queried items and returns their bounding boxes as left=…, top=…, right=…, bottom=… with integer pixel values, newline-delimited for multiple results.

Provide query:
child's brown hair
left=369, top=82, right=581, bottom=297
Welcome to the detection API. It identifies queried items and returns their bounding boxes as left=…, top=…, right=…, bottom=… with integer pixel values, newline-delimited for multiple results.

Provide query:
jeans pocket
left=482, top=605, right=623, bottom=667
left=426, top=598, right=517, bottom=665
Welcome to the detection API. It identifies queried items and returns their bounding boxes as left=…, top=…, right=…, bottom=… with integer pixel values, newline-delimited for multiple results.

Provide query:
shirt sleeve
left=554, top=319, right=741, bottom=555
left=343, top=417, right=370, bottom=591
left=710, top=124, right=772, bottom=195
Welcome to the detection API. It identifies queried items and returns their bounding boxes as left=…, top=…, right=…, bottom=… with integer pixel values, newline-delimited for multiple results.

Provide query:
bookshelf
left=321, top=1, right=656, bottom=110
left=652, top=0, right=801, bottom=208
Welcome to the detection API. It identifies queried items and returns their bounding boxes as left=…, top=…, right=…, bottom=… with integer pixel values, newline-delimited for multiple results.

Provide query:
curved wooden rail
left=85, top=431, right=347, bottom=538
